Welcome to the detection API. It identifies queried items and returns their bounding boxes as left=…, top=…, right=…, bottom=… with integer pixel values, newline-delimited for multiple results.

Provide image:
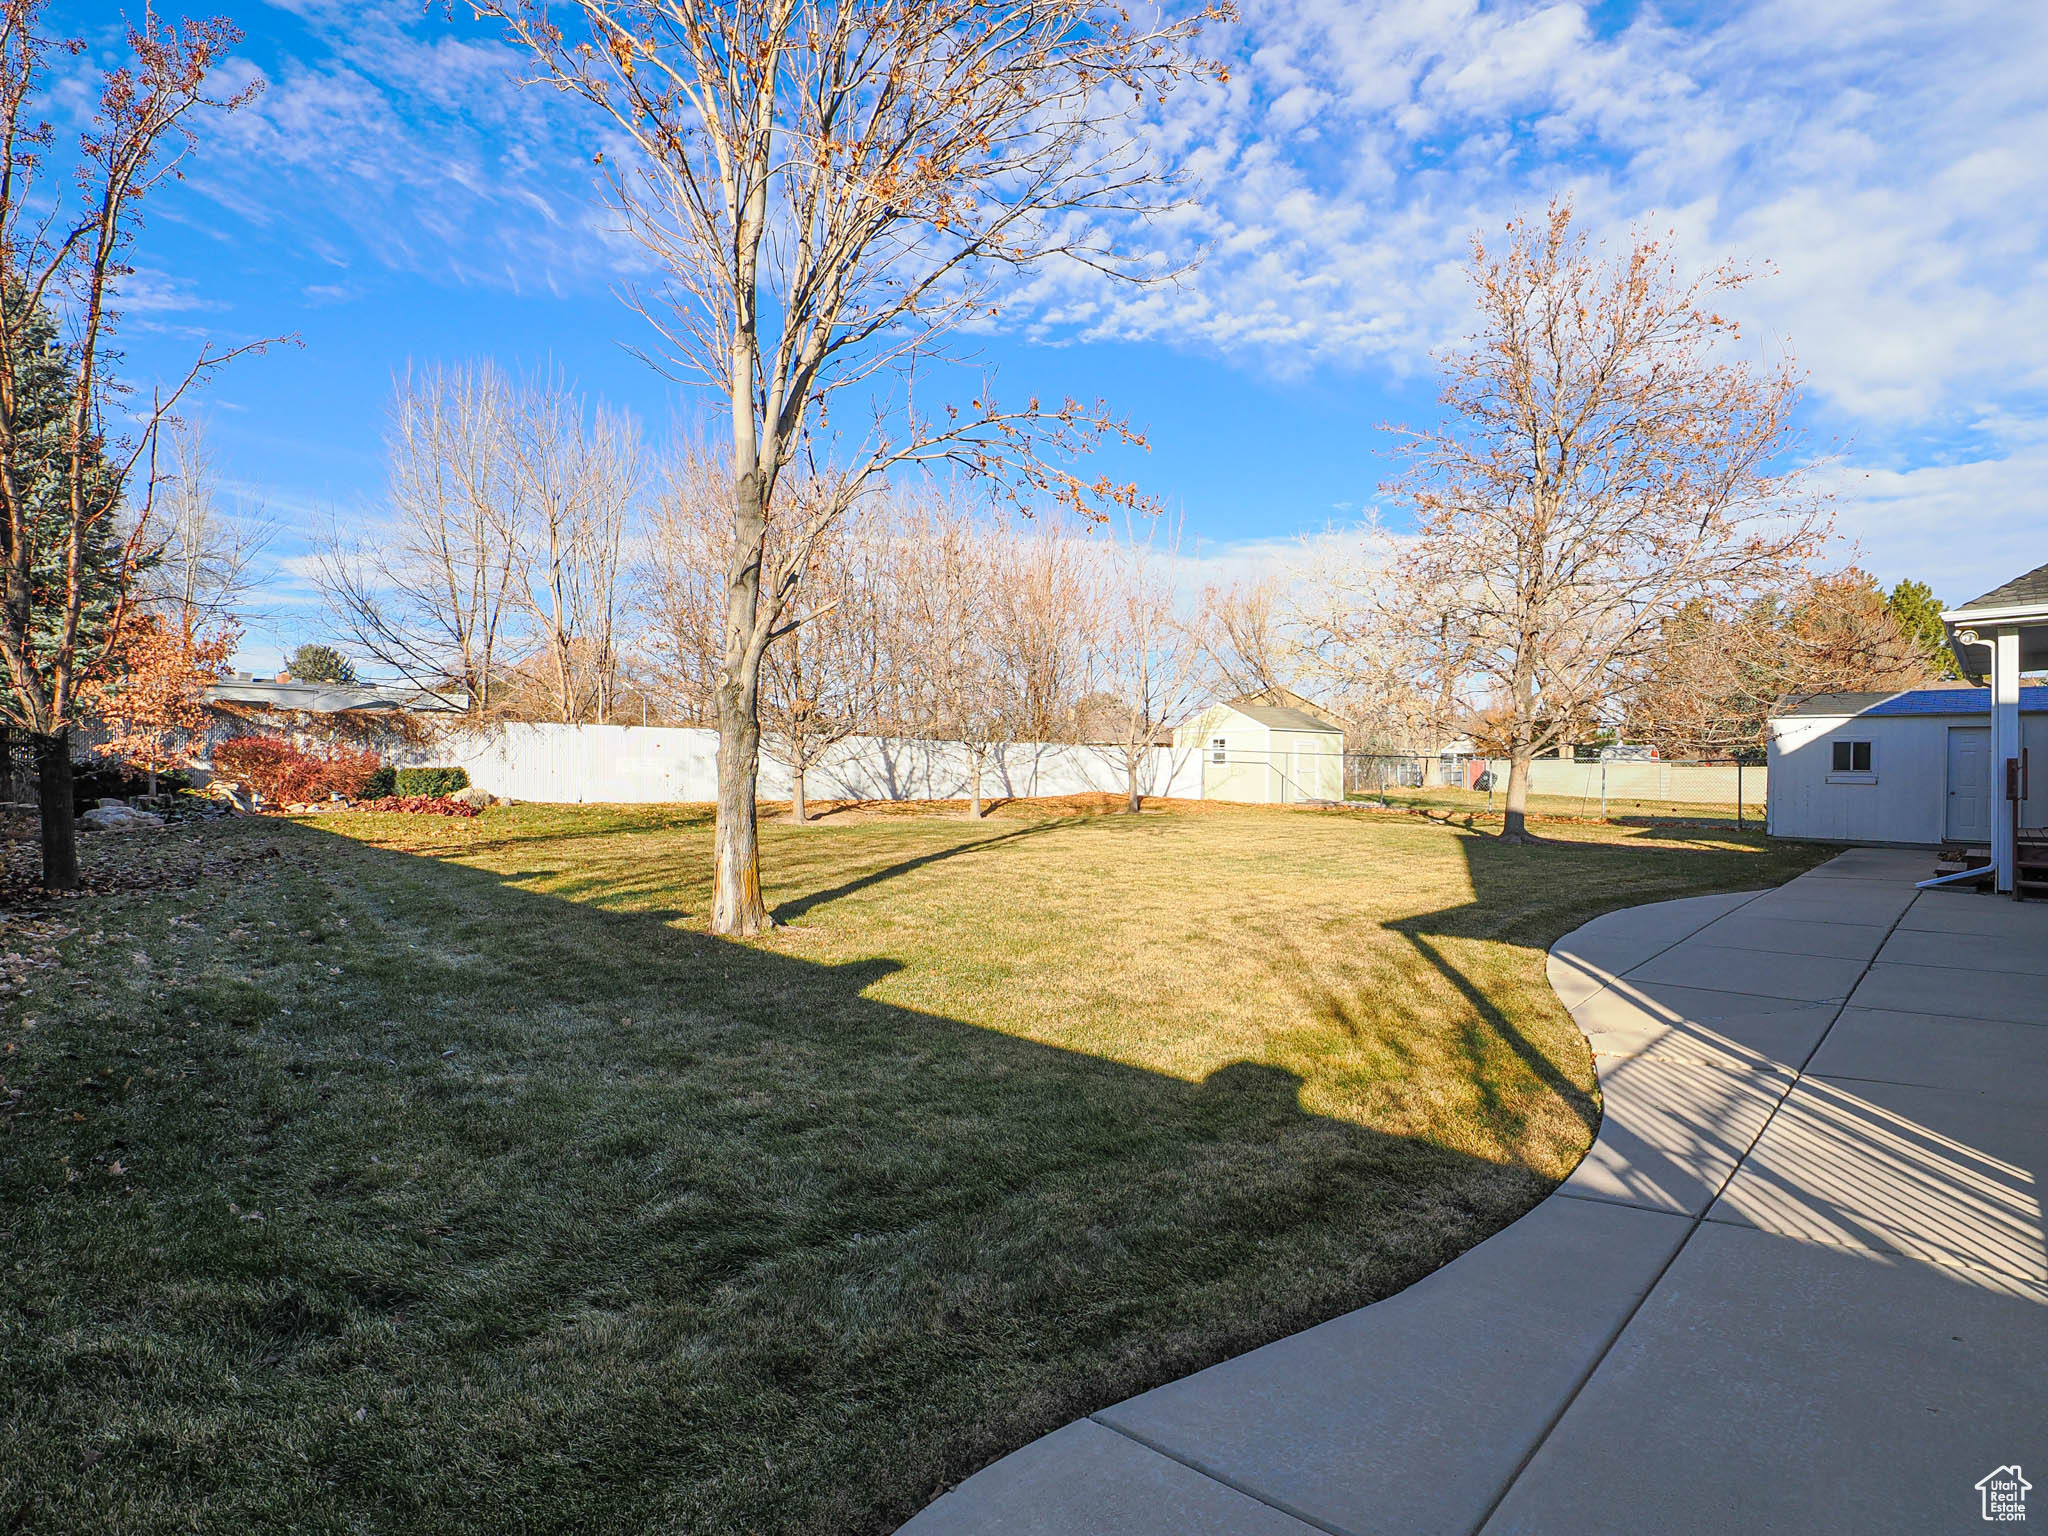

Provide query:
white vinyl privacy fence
left=424, top=722, right=1204, bottom=806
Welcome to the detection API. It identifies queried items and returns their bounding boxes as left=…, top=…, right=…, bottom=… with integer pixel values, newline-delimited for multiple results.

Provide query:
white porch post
left=1992, top=625, right=2021, bottom=893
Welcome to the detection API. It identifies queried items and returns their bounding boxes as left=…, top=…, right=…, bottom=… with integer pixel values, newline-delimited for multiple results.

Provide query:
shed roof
left=1774, top=686, right=2048, bottom=720
left=1222, top=700, right=1344, bottom=734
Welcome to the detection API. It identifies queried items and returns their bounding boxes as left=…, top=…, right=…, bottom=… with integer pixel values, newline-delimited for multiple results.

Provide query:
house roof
left=1222, top=699, right=1344, bottom=734
left=1944, top=561, right=2048, bottom=681
left=206, top=678, right=465, bottom=715
left=1774, top=686, right=2048, bottom=720
left=1948, top=559, right=2048, bottom=619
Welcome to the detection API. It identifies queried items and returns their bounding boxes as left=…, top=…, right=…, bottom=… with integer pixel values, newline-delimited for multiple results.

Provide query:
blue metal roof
left=1780, top=686, right=2048, bottom=719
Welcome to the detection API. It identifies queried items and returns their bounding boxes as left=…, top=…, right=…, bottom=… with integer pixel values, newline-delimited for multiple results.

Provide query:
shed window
left=1832, top=740, right=1873, bottom=773
left=1210, top=737, right=1227, bottom=765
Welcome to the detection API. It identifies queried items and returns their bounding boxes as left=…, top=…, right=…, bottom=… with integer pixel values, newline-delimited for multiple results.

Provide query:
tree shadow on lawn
left=3, top=819, right=1562, bottom=1536
left=769, top=819, right=1066, bottom=922
left=1378, top=827, right=1828, bottom=1153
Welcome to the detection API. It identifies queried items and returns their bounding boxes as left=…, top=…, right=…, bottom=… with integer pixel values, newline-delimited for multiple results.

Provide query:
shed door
left=1946, top=726, right=1991, bottom=842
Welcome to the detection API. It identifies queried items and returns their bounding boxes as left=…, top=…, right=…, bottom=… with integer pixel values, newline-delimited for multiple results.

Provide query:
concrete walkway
left=899, top=849, right=2048, bottom=1535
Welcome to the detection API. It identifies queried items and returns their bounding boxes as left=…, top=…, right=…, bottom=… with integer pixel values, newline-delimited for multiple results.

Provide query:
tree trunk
left=968, top=750, right=984, bottom=819
left=791, top=761, right=807, bottom=824
left=712, top=682, right=770, bottom=933
left=710, top=458, right=774, bottom=937
left=1126, top=753, right=1142, bottom=814
left=1500, top=745, right=1536, bottom=842
left=34, top=729, right=79, bottom=892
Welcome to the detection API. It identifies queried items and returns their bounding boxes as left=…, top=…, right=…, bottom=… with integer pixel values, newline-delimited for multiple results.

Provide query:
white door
left=1946, top=726, right=1992, bottom=842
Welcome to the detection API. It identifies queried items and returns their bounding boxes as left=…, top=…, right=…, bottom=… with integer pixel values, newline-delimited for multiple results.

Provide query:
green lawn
left=1, top=800, right=1829, bottom=1534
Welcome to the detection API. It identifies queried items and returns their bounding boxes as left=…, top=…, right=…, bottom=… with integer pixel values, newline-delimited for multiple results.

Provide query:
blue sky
left=56, top=0, right=2048, bottom=670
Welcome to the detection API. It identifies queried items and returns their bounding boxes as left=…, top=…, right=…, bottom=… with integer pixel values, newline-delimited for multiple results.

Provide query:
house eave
left=1940, top=603, right=2048, bottom=626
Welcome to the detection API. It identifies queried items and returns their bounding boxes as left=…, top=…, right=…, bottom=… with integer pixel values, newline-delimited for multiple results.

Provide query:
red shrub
left=213, top=736, right=318, bottom=803
left=362, top=794, right=480, bottom=818
left=213, top=736, right=385, bottom=805
left=313, top=747, right=381, bottom=800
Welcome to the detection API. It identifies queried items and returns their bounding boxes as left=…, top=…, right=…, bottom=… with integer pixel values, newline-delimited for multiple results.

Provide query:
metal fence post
left=1600, top=763, right=1607, bottom=821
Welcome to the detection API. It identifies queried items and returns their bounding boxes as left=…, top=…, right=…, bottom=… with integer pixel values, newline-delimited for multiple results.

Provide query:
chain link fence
left=1345, top=752, right=1767, bottom=824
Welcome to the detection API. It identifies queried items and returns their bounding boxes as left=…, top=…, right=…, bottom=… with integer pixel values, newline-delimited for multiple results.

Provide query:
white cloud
left=110, top=0, right=2045, bottom=599
left=1003, top=0, right=2045, bottom=593
left=1050, top=0, right=2048, bottom=415
left=1818, top=433, right=2048, bottom=606
left=183, top=1, right=636, bottom=293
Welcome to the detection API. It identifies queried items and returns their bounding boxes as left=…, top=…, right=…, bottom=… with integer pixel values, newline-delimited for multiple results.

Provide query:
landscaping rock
left=210, top=782, right=254, bottom=813
left=78, top=803, right=165, bottom=832
left=452, top=785, right=494, bottom=808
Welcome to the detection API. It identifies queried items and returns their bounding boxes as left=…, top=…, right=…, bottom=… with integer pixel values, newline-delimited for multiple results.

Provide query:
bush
left=213, top=737, right=385, bottom=804
left=362, top=765, right=396, bottom=800
left=213, top=737, right=315, bottom=803
left=395, top=766, right=469, bottom=798
left=316, top=748, right=383, bottom=801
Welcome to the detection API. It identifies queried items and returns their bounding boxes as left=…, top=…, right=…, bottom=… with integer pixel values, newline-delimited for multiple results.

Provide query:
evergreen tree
left=288, top=643, right=357, bottom=684
left=1885, top=578, right=1961, bottom=680
left=2, top=279, right=130, bottom=675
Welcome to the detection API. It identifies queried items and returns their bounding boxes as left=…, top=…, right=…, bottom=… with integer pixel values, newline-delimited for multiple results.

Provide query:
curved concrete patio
left=898, top=848, right=2048, bottom=1535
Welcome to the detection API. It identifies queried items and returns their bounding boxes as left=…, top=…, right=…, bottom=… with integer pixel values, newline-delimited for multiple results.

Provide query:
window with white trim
left=1831, top=739, right=1873, bottom=773
left=1210, top=737, right=1227, bottom=765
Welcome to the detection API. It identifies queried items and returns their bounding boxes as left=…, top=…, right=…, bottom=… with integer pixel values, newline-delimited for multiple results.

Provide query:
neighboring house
left=1766, top=687, right=2048, bottom=845
left=1175, top=693, right=1345, bottom=804
left=206, top=673, right=466, bottom=717
left=200, top=673, right=466, bottom=760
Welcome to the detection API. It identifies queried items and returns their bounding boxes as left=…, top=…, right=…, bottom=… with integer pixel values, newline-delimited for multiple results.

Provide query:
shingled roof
left=1947, top=560, right=2048, bottom=618
left=1942, top=561, right=2048, bottom=681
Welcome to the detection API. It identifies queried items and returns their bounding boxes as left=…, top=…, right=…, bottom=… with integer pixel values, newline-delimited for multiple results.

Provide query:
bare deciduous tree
left=1199, top=576, right=1289, bottom=700
left=502, top=372, right=638, bottom=722
left=1626, top=569, right=1937, bottom=756
left=141, top=418, right=272, bottom=631
left=322, top=365, right=521, bottom=715
left=895, top=495, right=1013, bottom=818
left=638, top=441, right=726, bottom=726
left=0, top=1, right=270, bottom=886
left=1389, top=200, right=1827, bottom=841
left=763, top=500, right=888, bottom=822
left=322, top=365, right=640, bottom=722
left=1086, top=514, right=1209, bottom=813
left=988, top=510, right=1093, bottom=745
left=478, top=0, right=1221, bottom=934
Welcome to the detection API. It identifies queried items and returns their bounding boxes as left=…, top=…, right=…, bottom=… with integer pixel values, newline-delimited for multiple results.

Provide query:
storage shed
left=1175, top=693, right=1344, bottom=804
left=1766, top=688, right=2048, bottom=845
